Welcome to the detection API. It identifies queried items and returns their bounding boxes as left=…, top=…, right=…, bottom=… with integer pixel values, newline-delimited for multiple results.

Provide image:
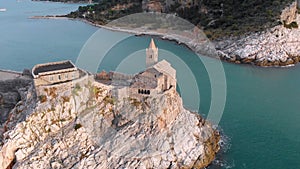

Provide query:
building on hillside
left=142, top=1, right=163, bottom=12
left=130, top=59, right=176, bottom=95
left=32, top=60, right=80, bottom=86
left=103, top=38, right=177, bottom=99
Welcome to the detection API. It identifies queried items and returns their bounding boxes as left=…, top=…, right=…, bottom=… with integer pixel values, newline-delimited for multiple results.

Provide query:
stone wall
left=113, top=86, right=159, bottom=101
left=35, top=71, right=91, bottom=97
left=157, top=75, right=164, bottom=92
left=130, top=87, right=159, bottom=98
left=34, top=70, right=80, bottom=86
left=159, top=75, right=176, bottom=92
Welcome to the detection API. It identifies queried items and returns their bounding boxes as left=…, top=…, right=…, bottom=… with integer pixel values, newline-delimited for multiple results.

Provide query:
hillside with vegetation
left=32, top=0, right=95, bottom=3
left=60, top=0, right=297, bottom=39
left=67, top=0, right=143, bottom=25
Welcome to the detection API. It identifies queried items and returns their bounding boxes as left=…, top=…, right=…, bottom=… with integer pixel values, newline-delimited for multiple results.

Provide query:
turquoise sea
left=1, top=0, right=300, bottom=168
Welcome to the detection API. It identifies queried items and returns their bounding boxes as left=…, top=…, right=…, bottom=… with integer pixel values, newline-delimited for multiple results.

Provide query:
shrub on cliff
left=38, top=95, right=47, bottom=103
left=284, top=21, right=299, bottom=29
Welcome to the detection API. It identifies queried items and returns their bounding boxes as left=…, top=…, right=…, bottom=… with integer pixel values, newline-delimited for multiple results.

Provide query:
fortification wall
left=34, top=70, right=80, bottom=86
left=110, top=72, right=134, bottom=81
left=35, top=69, right=90, bottom=96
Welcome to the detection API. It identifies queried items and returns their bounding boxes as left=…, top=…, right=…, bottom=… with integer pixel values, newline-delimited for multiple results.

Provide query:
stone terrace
left=0, top=70, right=22, bottom=81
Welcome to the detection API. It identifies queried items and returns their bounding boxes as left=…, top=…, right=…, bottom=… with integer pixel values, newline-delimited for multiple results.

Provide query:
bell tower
left=146, top=38, right=158, bottom=68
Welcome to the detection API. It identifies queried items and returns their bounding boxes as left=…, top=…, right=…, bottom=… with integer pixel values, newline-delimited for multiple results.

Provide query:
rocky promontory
left=216, top=2, right=300, bottom=67
left=0, top=75, right=220, bottom=168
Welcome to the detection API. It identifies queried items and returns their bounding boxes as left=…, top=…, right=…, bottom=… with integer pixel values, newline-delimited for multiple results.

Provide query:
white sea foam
left=207, top=126, right=234, bottom=169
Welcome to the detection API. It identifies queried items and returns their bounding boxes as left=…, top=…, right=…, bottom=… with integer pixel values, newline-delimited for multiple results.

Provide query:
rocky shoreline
left=31, top=14, right=219, bottom=59
left=215, top=11, right=300, bottom=67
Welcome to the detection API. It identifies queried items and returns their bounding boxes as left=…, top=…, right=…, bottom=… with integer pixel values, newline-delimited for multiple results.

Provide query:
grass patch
left=41, top=112, right=46, bottom=119
left=103, top=96, right=116, bottom=105
left=75, top=83, right=81, bottom=91
left=61, top=96, right=70, bottom=103
left=73, top=83, right=82, bottom=96
left=284, top=21, right=299, bottom=29
left=93, top=86, right=104, bottom=98
left=60, top=118, right=66, bottom=122
left=38, top=95, right=47, bottom=103
left=74, top=123, right=82, bottom=130
left=51, top=105, right=56, bottom=112
left=49, top=87, right=57, bottom=98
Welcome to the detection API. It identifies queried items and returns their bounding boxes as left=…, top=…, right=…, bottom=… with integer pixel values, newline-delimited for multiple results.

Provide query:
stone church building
left=113, top=38, right=177, bottom=99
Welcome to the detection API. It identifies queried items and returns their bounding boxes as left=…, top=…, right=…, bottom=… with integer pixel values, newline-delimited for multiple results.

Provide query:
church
left=112, top=38, right=177, bottom=99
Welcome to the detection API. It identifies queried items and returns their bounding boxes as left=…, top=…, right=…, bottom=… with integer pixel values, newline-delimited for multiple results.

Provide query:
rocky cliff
left=0, top=76, right=36, bottom=144
left=0, top=78, right=219, bottom=169
left=216, top=5, right=300, bottom=67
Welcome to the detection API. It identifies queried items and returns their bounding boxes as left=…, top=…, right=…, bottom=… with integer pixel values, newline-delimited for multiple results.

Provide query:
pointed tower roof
left=149, top=38, right=157, bottom=49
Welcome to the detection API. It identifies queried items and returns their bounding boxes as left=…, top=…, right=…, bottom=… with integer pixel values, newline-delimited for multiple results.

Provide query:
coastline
left=31, top=0, right=92, bottom=5
left=30, top=15, right=219, bottom=60
left=3, top=0, right=300, bottom=168
left=29, top=16, right=69, bottom=19
left=30, top=15, right=300, bottom=68
left=0, top=63, right=220, bottom=169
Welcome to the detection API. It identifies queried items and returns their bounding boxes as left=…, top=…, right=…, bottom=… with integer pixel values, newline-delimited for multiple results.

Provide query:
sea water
left=0, top=0, right=300, bottom=168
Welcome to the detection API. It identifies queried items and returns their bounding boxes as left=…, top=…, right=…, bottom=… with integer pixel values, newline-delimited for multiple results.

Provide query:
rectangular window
left=58, top=75, right=61, bottom=80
